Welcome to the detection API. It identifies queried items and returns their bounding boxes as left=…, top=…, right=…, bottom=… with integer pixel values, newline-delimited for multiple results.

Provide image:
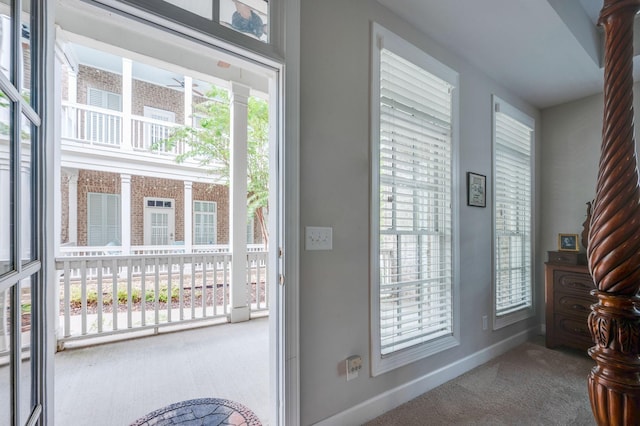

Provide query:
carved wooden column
left=587, top=0, right=640, bottom=424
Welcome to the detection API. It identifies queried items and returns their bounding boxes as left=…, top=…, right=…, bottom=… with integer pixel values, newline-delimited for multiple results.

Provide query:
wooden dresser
left=545, top=262, right=597, bottom=351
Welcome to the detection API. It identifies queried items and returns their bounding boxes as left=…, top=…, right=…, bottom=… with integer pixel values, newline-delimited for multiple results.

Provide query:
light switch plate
left=305, top=226, right=333, bottom=250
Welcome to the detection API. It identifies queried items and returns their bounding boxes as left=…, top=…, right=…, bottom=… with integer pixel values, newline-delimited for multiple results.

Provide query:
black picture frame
left=467, top=172, right=486, bottom=208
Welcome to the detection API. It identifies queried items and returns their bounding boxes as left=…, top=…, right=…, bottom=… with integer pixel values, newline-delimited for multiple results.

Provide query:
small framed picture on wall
left=558, top=233, right=579, bottom=252
left=467, top=172, right=486, bottom=207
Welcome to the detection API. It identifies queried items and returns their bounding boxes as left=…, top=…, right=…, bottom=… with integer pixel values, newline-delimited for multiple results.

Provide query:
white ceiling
left=377, top=0, right=640, bottom=109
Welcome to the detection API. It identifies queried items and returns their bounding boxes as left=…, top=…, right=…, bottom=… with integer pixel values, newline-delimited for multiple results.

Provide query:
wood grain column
left=588, top=1, right=640, bottom=424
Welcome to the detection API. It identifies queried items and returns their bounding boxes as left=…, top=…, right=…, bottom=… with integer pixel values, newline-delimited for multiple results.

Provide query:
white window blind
left=87, top=192, right=121, bottom=246
left=493, top=100, right=533, bottom=320
left=194, top=201, right=217, bottom=245
left=87, top=88, right=122, bottom=145
left=377, top=47, right=454, bottom=356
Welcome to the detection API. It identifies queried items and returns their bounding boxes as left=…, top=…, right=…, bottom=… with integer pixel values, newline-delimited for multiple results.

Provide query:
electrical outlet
left=346, top=355, right=362, bottom=381
left=305, top=226, right=333, bottom=250
left=482, top=315, right=488, bottom=331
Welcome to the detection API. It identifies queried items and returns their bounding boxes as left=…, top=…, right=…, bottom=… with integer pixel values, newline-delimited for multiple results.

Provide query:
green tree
left=153, top=86, right=269, bottom=245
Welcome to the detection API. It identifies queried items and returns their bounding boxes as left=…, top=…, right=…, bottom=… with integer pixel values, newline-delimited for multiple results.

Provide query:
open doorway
left=52, top=2, right=283, bottom=424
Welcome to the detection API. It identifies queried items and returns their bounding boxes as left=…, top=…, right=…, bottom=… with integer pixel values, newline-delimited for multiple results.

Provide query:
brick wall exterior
left=77, top=65, right=123, bottom=104
left=76, top=65, right=185, bottom=125
left=72, top=172, right=231, bottom=247
left=132, top=79, right=184, bottom=123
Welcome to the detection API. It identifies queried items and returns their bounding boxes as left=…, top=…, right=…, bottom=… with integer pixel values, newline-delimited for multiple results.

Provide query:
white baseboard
left=315, top=327, right=538, bottom=426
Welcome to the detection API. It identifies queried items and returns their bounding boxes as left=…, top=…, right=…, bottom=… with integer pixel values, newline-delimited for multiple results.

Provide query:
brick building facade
left=60, top=60, right=263, bottom=249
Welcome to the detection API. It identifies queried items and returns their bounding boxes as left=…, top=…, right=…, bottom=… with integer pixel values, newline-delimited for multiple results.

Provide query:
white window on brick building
left=87, top=192, right=121, bottom=246
left=194, top=200, right=217, bottom=245
left=143, top=106, right=176, bottom=150
left=144, top=197, right=175, bottom=245
left=87, top=87, right=122, bottom=145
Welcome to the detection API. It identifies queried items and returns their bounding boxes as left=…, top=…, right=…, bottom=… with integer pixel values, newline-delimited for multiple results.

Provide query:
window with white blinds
left=492, top=96, right=534, bottom=327
left=371, top=24, right=459, bottom=375
left=87, top=192, right=121, bottom=246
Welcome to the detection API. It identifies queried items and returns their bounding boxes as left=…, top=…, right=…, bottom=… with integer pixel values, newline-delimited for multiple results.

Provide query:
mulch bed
left=61, top=282, right=266, bottom=316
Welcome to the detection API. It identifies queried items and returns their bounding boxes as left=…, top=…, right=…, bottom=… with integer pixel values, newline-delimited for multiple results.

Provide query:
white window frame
left=492, top=95, right=535, bottom=329
left=370, top=23, right=460, bottom=376
left=87, top=192, right=121, bottom=246
left=193, top=200, right=217, bottom=245
left=96, top=0, right=284, bottom=61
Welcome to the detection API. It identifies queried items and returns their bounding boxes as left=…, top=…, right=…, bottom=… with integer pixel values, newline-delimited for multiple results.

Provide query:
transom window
left=371, top=24, right=459, bottom=375
left=492, top=96, right=535, bottom=328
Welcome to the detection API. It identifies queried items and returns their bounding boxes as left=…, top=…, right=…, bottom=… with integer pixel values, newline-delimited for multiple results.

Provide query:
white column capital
left=120, top=173, right=132, bottom=184
left=62, top=167, right=79, bottom=184
left=230, top=82, right=251, bottom=103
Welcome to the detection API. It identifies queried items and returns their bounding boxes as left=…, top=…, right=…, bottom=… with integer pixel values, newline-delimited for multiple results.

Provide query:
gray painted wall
left=539, top=82, right=640, bottom=282
left=299, top=1, right=542, bottom=423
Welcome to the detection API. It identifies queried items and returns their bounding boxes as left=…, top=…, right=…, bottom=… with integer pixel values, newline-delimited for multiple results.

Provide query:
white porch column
left=121, top=58, right=133, bottom=151
left=121, top=174, right=131, bottom=255
left=229, top=82, right=250, bottom=323
left=67, top=169, right=79, bottom=245
left=184, top=76, right=193, bottom=126
left=68, top=71, right=77, bottom=103
left=184, top=181, right=193, bottom=253
left=66, top=70, right=78, bottom=139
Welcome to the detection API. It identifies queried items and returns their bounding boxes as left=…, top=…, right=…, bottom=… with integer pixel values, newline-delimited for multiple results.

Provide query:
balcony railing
left=61, top=102, right=185, bottom=154
left=131, top=115, right=183, bottom=154
left=54, top=246, right=269, bottom=345
left=62, top=102, right=123, bottom=146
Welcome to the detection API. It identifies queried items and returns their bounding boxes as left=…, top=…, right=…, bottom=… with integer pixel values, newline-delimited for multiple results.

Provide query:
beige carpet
left=365, top=340, right=596, bottom=425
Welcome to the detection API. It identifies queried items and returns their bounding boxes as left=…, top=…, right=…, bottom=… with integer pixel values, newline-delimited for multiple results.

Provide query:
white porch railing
left=61, top=102, right=123, bottom=146
left=58, top=244, right=266, bottom=257
left=131, top=115, right=183, bottom=154
left=54, top=249, right=268, bottom=344
left=61, top=102, right=186, bottom=155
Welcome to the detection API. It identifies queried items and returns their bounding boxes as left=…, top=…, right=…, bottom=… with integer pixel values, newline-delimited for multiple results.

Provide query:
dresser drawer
left=554, top=315, right=593, bottom=350
left=554, top=293, right=594, bottom=318
left=553, top=269, right=595, bottom=296
left=548, top=251, right=587, bottom=265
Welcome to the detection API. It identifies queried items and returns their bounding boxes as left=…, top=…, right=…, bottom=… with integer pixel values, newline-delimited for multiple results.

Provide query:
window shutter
left=87, top=88, right=103, bottom=108
left=87, top=192, right=104, bottom=246
left=494, top=107, right=533, bottom=317
left=378, top=48, right=454, bottom=355
left=106, top=92, right=122, bottom=112
left=87, top=193, right=121, bottom=246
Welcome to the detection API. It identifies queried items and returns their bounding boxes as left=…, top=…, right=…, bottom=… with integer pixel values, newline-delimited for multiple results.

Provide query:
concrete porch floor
left=54, top=317, right=269, bottom=425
